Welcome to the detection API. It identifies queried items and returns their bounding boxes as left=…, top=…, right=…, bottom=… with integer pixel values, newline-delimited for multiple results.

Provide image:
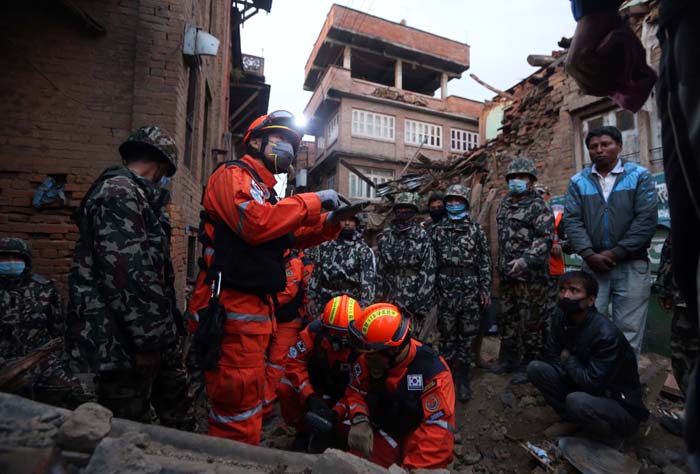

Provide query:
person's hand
left=480, top=291, right=491, bottom=308
left=348, top=418, right=373, bottom=458
left=550, top=243, right=563, bottom=259
left=315, top=189, right=340, bottom=210
left=599, top=249, right=617, bottom=262
left=133, top=352, right=161, bottom=379
left=306, top=394, right=337, bottom=425
left=507, top=258, right=527, bottom=277
left=658, top=296, right=673, bottom=311
left=585, top=253, right=615, bottom=272
left=306, top=300, right=319, bottom=318
left=560, top=349, right=571, bottom=363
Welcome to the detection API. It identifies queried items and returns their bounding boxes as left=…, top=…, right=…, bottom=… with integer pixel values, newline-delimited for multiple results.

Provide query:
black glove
left=306, top=394, right=337, bottom=425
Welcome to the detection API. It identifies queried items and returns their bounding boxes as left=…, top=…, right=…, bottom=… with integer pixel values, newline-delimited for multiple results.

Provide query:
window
left=184, top=66, right=198, bottom=169
left=352, top=109, right=395, bottom=141
left=349, top=167, right=394, bottom=199
left=582, top=109, right=640, bottom=165
left=200, top=87, right=212, bottom=183
left=405, top=119, right=442, bottom=149
left=451, top=128, right=479, bottom=152
left=327, top=113, right=339, bottom=144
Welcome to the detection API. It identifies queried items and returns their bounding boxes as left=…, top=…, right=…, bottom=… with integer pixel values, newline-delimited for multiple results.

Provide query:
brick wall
left=0, top=1, right=231, bottom=309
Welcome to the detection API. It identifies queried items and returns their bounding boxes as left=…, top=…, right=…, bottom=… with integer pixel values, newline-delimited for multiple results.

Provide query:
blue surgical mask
left=446, top=203, right=468, bottom=220
left=0, top=260, right=26, bottom=276
left=508, top=179, right=528, bottom=195
left=267, top=141, right=296, bottom=173
left=159, top=176, right=171, bottom=188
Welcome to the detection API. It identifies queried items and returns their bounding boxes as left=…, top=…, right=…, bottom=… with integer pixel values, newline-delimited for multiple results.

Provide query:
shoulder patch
left=288, top=346, right=298, bottom=358
left=407, top=374, right=424, bottom=391
left=424, top=395, right=441, bottom=413
left=353, top=362, right=362, bottom=379
left=296, top=340, right=307, bottom=353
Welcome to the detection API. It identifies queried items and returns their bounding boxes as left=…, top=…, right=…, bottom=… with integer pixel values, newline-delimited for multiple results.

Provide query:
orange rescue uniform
left=187, top=155, right=340, bottom=444
left=343, top=339, right=456, bottom=470
left=549, top=210, right=565, bottom=276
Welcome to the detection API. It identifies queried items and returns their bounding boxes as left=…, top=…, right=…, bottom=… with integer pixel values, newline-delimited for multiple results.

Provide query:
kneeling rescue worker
left=187, top=110, right=354, bottom=445
left=343, top=303, right=456, bottom=470
left=278, top=294, right=361, bottom=451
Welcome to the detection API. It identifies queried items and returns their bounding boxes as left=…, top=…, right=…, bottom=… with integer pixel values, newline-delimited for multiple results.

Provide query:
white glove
left=348, top=420, right=373, bottom=458
left=315, top=189, right=341, bottom=210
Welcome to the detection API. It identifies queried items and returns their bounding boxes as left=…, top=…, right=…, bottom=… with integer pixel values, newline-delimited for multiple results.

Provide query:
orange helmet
left=243, top=110, right=303, bottom=153
left=348, top=303, right=410, bottom=352
left=321, top=295, right=361, bottom=332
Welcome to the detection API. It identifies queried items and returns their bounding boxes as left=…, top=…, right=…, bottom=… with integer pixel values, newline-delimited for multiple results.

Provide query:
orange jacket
left=345, top=339, right=455, bottom=470
left=282, top=320, right=355, bottom=405
left=550, top=211, right=565, bottom=276
left=275, top=250, right=305, bottom=325
left=187, top=155, right=340, bottom=336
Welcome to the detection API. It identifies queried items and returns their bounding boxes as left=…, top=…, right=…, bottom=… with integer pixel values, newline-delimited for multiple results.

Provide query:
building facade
left=300, top=5, right=483, bottom=200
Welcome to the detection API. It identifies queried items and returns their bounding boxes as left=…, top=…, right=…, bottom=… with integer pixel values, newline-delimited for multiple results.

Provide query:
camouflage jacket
left=376, top=221, right=436, bottom=315
left=496, top=189, right=554, bottom=283
left=431, top=216, right=492, bottom=297
left=308, top=231, right=376, bottom=308
left=66, top=166, right=178, bottom=373
left=652, top=234, right=685, bottom=307
left=0, top=273, right=63, bottom=360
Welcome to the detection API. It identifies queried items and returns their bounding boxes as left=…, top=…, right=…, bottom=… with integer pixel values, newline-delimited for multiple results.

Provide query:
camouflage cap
left=393, top=192, right=419, bottom=211
left=119, top=126, right=178, bottom=177
left=0, top=237, right=32, bottom=265
left=444, top=184, right=471, bottom=206
left=505, top=157, right=537, bottom=181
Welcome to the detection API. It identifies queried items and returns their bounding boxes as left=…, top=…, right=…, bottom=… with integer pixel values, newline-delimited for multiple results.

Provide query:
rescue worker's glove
left=348, top=416, right=373, bottom=458
left=507, top=258, right=527, bottom=277
left=315, top=189, right=341, bottom=210
left=306, top=394, right=338, bottom=426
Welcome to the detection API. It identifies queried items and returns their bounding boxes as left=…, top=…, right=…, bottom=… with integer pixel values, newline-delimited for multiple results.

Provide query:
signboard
left=653, top=172, right=670, bottom=228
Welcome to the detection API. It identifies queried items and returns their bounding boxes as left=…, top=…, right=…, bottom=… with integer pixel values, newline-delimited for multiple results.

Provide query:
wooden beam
left=339, top=159, right=376, bottom=189
left=469, top=73, right=515, bottom=100
left=228, top=90, right=259, bottom=125
left=527, top=55, right=556, bottom=67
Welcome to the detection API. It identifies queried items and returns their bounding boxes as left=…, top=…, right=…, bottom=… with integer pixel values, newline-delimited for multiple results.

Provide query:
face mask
left=394, top=209, right=416, bottom=222
left=508, top=179, right=528, bottom=195
left=339, top=228, right=355, bottom=240
left=0, top=260, right=26, bottom=277
left=265, top=141, right=296, bottom=173
left=429, top=208, right=446, bottom=222
left=159, top=176, right=171, bottom=188
left=446, top=203, right=468, bottom=220
left=558, top=297, right=587, bottom=316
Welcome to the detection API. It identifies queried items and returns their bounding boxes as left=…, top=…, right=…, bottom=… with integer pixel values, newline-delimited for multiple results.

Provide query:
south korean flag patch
left=296, top=340, right=307, bottom=353
left=407, top=374, right=423, bottom=391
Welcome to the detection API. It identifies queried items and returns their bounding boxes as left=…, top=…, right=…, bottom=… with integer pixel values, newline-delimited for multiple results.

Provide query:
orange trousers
left=206, top=333, right=269, bottom=444
left=262, top=322, right=302, bottom=417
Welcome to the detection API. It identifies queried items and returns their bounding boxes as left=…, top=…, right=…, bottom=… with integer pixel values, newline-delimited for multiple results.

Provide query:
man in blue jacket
left=564, top=126, right=657, bottom=358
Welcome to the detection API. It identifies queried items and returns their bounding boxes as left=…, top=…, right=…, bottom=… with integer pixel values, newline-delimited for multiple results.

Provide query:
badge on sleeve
left=424, top=394, right=440, bottom=412
left=296, top=340, right=307, bottom=353
left=288, top=346, right=298, bottom=358
left=353, top=362, right=362, bottom=379
left=250, top=179, right=265, bottom=204
left=407, top=374, right=423, bottom=391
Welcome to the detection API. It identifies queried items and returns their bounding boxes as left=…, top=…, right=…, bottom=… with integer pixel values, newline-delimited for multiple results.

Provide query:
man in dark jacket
left=564, top=126, right=657, bottom=357
left=528, top=271, right=648, bottom=448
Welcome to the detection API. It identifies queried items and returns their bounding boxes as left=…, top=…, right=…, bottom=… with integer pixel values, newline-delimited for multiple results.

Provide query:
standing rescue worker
left=262, top=249, right=312, bottom=417
left=493, top=157, right=553, bottom=383
left=278, top=295, right=361, bottom=452
left=377, top=193, right=436, bottom=338
left=66, top=126, right=192, bottom=427
left=187, top=111, right=349, bottom=445
left=432, top=184, right=492, bottom=401
left=343, top=303, right=455, bottom=470
left=309, top=214, right=376, bottom=309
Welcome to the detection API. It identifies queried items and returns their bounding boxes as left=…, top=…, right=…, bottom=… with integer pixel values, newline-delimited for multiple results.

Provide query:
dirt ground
left=259, top=336, right=690, bottom=473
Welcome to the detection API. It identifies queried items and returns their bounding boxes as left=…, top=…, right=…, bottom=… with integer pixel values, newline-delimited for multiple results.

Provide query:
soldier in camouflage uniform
left=494, top=158, right=554, bottom=383
left=308, top=213, right=376, bottom=309
left=66, top=126, right=192, bottom=428
left=377, top=192, right=436, bottom=337
left=654, top=234, right=698, bottom=396
left=0, top=238, right=94, bottom=408
left=432, top=185, right=492, bottom=401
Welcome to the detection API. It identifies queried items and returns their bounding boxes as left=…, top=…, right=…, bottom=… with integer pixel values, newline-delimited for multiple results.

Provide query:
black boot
left=490, top=343, right=518, bottom=374
left=457, top=365, right=472, bottom=402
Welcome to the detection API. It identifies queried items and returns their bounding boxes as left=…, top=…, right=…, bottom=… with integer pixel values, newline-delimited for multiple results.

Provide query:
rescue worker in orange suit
left=278, top=295, right=361, bottom=452
left=187, top=110, right=358, bottom=445
left=342, top=303, right=456, bottom=470
left=262, top=249, right=312, bottom=417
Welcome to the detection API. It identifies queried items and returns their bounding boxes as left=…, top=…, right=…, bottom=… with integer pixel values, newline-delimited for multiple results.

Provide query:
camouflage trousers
left=437, top=291, right=481, bottom=366
left=499, top=281, right=548, bottom=363
left=671, top=306, right=700, bottom=396
left=98, top=342, right=194, bottom=430
left=543, top=275, right=563, bottom=342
